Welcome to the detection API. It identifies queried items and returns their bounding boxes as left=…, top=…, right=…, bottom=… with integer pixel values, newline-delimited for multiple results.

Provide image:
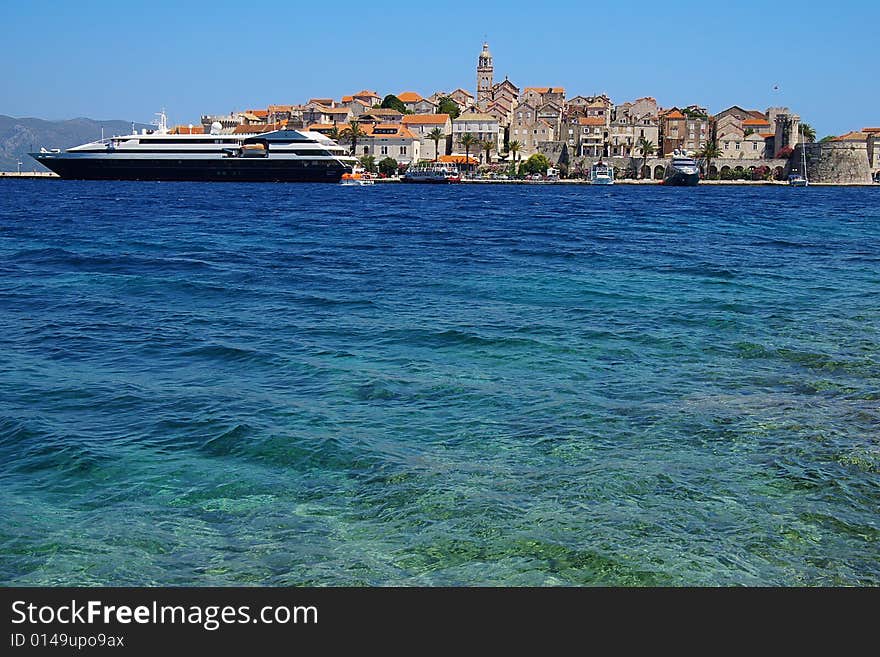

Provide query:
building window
left=400, top=146, right=407, bottom=155
left=363, top=146, right=369, bottom=154
left=753, top=142, right=758, bottom=150
left=381, top=146, right=388, bottom=155
left=735, top=142, right=740, bottom=150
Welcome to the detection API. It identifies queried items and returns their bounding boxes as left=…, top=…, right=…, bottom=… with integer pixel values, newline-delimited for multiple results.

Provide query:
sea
left=1, top=180, right=877, bottom=586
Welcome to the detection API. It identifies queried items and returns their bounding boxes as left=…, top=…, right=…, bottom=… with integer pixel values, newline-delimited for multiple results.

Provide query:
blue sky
left=3, top=0, right=876, bottom=137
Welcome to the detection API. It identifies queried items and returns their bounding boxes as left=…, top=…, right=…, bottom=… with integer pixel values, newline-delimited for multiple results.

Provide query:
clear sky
left=3, top=0, right=877, bottom=137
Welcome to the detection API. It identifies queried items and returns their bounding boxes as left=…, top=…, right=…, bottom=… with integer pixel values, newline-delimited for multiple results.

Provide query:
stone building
left=609, top=98, right=659, bottom=157
left=521, top=87, right=565, bottom=109
left=476, top=42, right=494, bottom=105
left=401, top=114, right=453, bottom=159
left=800, top=135, right=875, bottom=183
left=718, top=132, right=769, bottom=159
left=452, top=112, right=503, bottom=157
left=359, top=124, right=421, bottom=165
left=397, top=92, right=437, bottom=114
left=509, top=106, right=555, bottom=158
left=660, top=107, right=708, bottom=155
left=430, top=88, right=475, bottom=111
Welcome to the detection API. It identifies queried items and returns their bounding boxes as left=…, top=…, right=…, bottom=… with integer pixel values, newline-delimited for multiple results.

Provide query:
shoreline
left=1, top=171, right=876, bottom=186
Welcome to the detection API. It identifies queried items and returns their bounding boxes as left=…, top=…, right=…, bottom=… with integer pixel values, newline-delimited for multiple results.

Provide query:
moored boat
left=401, top=161, right=461, bottom=183
left=789, top=128, right=809, bottom=187
left=30, top=110, right=357, bottom=183
left=590, top=159, right=614, bottom=184
left=663, top=149, right=700, bottom=186
left=340, top=165, right=375, bottom=186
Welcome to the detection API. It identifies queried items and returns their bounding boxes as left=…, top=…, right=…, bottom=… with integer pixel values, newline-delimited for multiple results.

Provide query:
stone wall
left=800, top=141, right=875, bottom=184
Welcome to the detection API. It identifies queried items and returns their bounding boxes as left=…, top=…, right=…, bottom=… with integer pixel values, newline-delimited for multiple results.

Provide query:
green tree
left=799, top=123, right=816, bottom=143
left=819, top=135, right=836, bottom=143
left=437, top=96, right=461, bottom=120
left=458, top=133, right=479, bottom=175
left=696, top=140, right=722, bottom=179
left=427, top=127, right=445, bottom=161
left=358, top=154, right=377, bottom=173
left=380, top=94, right=407, bottom=113
left=327, top=126, right=342, bottom=142
left=340, top=120, right=367, bottom=155
left=558, top=143, right=570, bottom=178
left=378, top=156, right=398, bottom=176
left=522, top=153, right=550, bottom=175
left=507, top=140, right=522, bottom=174
left=481, top=139, right=496, bottom=164
left=636, top=137, right=655, bottom=179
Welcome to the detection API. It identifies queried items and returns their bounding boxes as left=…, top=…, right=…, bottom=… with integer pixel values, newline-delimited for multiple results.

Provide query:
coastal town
left=178, top=42, right=879, bottom=184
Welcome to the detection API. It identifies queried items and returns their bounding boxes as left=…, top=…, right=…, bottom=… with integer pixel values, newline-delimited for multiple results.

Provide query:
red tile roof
left=401, top=113, right=451, bottom=125
left=368, top=124, right=416, bottom=139
left=440, top=155, right=478, bottom=164
left=743, top=118, right=770, bottom=126
left=232, top=122, right=286, bottom=134
left=170, top=125, right=205, bottom=134
left=397, top=91, right=423, bottom=103
left=578, top=116, right=606, bottom=126
left=664, top=110, right=686, bottom=120
left=524, top=87, right=564, bottom=94
left=833, top=131, right=868, bottom=141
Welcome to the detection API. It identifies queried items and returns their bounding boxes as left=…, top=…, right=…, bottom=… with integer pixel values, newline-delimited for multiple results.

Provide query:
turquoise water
left=1, top=181, right=878, bottom=585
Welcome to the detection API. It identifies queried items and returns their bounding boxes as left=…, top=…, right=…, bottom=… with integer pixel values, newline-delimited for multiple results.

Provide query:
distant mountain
left=0, top=115, right=152, bottom=171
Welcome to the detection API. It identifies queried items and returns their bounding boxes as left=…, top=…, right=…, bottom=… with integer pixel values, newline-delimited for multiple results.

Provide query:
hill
left=0, top=115, right=152, bottom=171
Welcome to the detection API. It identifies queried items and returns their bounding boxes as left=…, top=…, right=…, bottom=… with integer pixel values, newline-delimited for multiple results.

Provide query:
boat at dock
left=30, top=110, right=357, bottom=182
left=590, top=160, right=614, bottom=184
left=401, top=161, right=461, bottom=183
left=663, top=150, right=700, bottom=186
left=340, top=166, right=375, bottom=186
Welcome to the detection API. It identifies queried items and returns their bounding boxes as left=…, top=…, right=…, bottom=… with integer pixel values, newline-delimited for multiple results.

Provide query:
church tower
left=476, top=42, right=494, bottom=105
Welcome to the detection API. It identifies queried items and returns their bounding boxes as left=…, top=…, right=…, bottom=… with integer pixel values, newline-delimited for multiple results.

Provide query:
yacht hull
left=663, top=168, right=700, bottom=186
left=30, top=154, right=349, bottom=183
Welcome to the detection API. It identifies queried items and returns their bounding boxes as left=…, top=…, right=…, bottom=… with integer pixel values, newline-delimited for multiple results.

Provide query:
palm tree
left=696, top=140, right=721, bottom=179
left=458, top=132, right=478, bottom=175
left=507, top=140, right=522, bottom=174
left=481, top=139, right=496, bottom=165
left=799, top=122, right=816, bottom=143
left=636, top=137, right=655, bottom=179
left=427, top=127, right=445, bottom=161
left=327, top=126, right=342, bottom=142
left=340, top=120, right=367, bottom=156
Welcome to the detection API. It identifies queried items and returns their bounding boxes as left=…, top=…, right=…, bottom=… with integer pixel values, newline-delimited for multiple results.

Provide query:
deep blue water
left=1, top=180, right=878, bottom=586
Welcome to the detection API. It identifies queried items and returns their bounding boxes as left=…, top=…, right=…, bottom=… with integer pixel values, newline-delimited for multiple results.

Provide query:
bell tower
left=477, top=42, right=494, bottom=105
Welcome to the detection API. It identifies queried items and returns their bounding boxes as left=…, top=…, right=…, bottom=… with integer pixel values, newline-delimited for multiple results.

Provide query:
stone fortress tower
left=476, top=42, right=494, bottom=106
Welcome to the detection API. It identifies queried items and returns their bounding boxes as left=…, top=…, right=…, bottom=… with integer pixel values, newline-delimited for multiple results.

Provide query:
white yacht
left=663, top=149, right=700, bottom=186
left=590, top=160, right=614, bottom=184
left=30, top=110, right=357, bottom=182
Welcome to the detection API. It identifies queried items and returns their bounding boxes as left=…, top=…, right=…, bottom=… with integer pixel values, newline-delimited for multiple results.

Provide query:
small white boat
left=590, top=160, right=614, bottom=184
